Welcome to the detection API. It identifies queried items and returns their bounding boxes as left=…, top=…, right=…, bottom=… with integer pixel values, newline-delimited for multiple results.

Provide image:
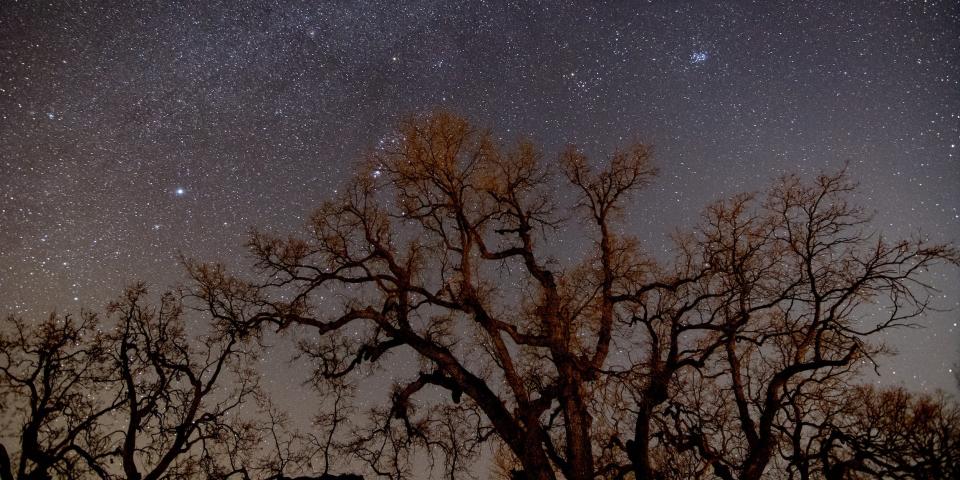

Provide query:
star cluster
left=1, top=0, right=958, bottom=407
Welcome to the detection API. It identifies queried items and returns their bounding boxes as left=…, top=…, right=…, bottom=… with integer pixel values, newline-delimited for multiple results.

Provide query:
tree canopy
left=2, top=112, right=958, bottom=480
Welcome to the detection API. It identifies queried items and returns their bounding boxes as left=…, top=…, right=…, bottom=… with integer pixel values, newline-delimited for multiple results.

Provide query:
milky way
left=1, top=0, right=958, bottom=419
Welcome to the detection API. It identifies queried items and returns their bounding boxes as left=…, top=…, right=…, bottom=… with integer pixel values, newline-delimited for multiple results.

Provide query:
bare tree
left=0, top=284, right=262, bottom=480
left=0, top=311, right=116, bottom=480
left=4, top=112, right=955, bottom=480
left=634, top=172, right=959, bottom=479
left=242, top=382, right=362, bottom=480
left=186, top=112, right=959, bottom=480
left=794, top=385, right=959, bottom=480
left=187, top=111, right=659, bottom=480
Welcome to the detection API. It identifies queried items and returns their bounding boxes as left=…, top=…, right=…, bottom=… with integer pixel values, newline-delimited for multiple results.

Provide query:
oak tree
left=3, top=112, right=956, bottom=480
left=0, top=284, right=261, bottom=480
left=188, top=112, right=958, bottom=479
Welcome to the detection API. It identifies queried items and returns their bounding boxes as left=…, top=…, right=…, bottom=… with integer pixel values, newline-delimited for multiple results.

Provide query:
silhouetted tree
left=186, top=112, right=958, bottom=480
left=188, top=111, right=658, bottom=480
left=0, top=310, right=115, bottom=480
left=815, top=386, right=959, bottom=479
left=0, top=284, right=262, bottom=480
left=620, top=171, right=959, bottom=479
left=243, top=381, right=359, bottom=480
left=3, top=112, right=957, bottom=480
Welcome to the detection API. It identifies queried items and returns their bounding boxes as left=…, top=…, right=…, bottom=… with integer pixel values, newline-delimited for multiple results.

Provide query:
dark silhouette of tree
left=187, top=111, right=658, bottom=480
left=618, top=171, right=959, bottom=479
left=814, top=386, right=959, bottom=479
left=2, top=112, right=957, bottom=480
left=0, top=284, right=262, bottom=480
left=0, top=310, right=115, bottom=480
left=243, top=382, right=360, bottom=480
left=185, top=112, right=958, bottom=480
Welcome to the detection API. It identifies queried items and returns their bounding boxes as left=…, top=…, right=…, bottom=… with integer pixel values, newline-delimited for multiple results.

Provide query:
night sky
left=1, top=0, right=958, bottom=421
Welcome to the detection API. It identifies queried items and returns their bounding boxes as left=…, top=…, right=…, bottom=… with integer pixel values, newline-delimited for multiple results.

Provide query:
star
left=689, top=51, right=709, bottom=64
left=1, top=1, right=957, bottom=462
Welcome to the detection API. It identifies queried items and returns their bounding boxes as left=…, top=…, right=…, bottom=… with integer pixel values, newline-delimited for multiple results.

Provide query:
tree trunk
left=518, top=447, right=557, bottom=480
left=0, top=444, right=12, bottom=480
left=629, top=410, right=655, bottom=480
left=562, top=381, right=595, bottom=480
left=741, top=445, right=772, bottom=480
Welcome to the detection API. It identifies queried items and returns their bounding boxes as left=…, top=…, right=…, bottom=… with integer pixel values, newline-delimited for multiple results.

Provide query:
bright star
left=175, top=187, right=185, bottom=196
